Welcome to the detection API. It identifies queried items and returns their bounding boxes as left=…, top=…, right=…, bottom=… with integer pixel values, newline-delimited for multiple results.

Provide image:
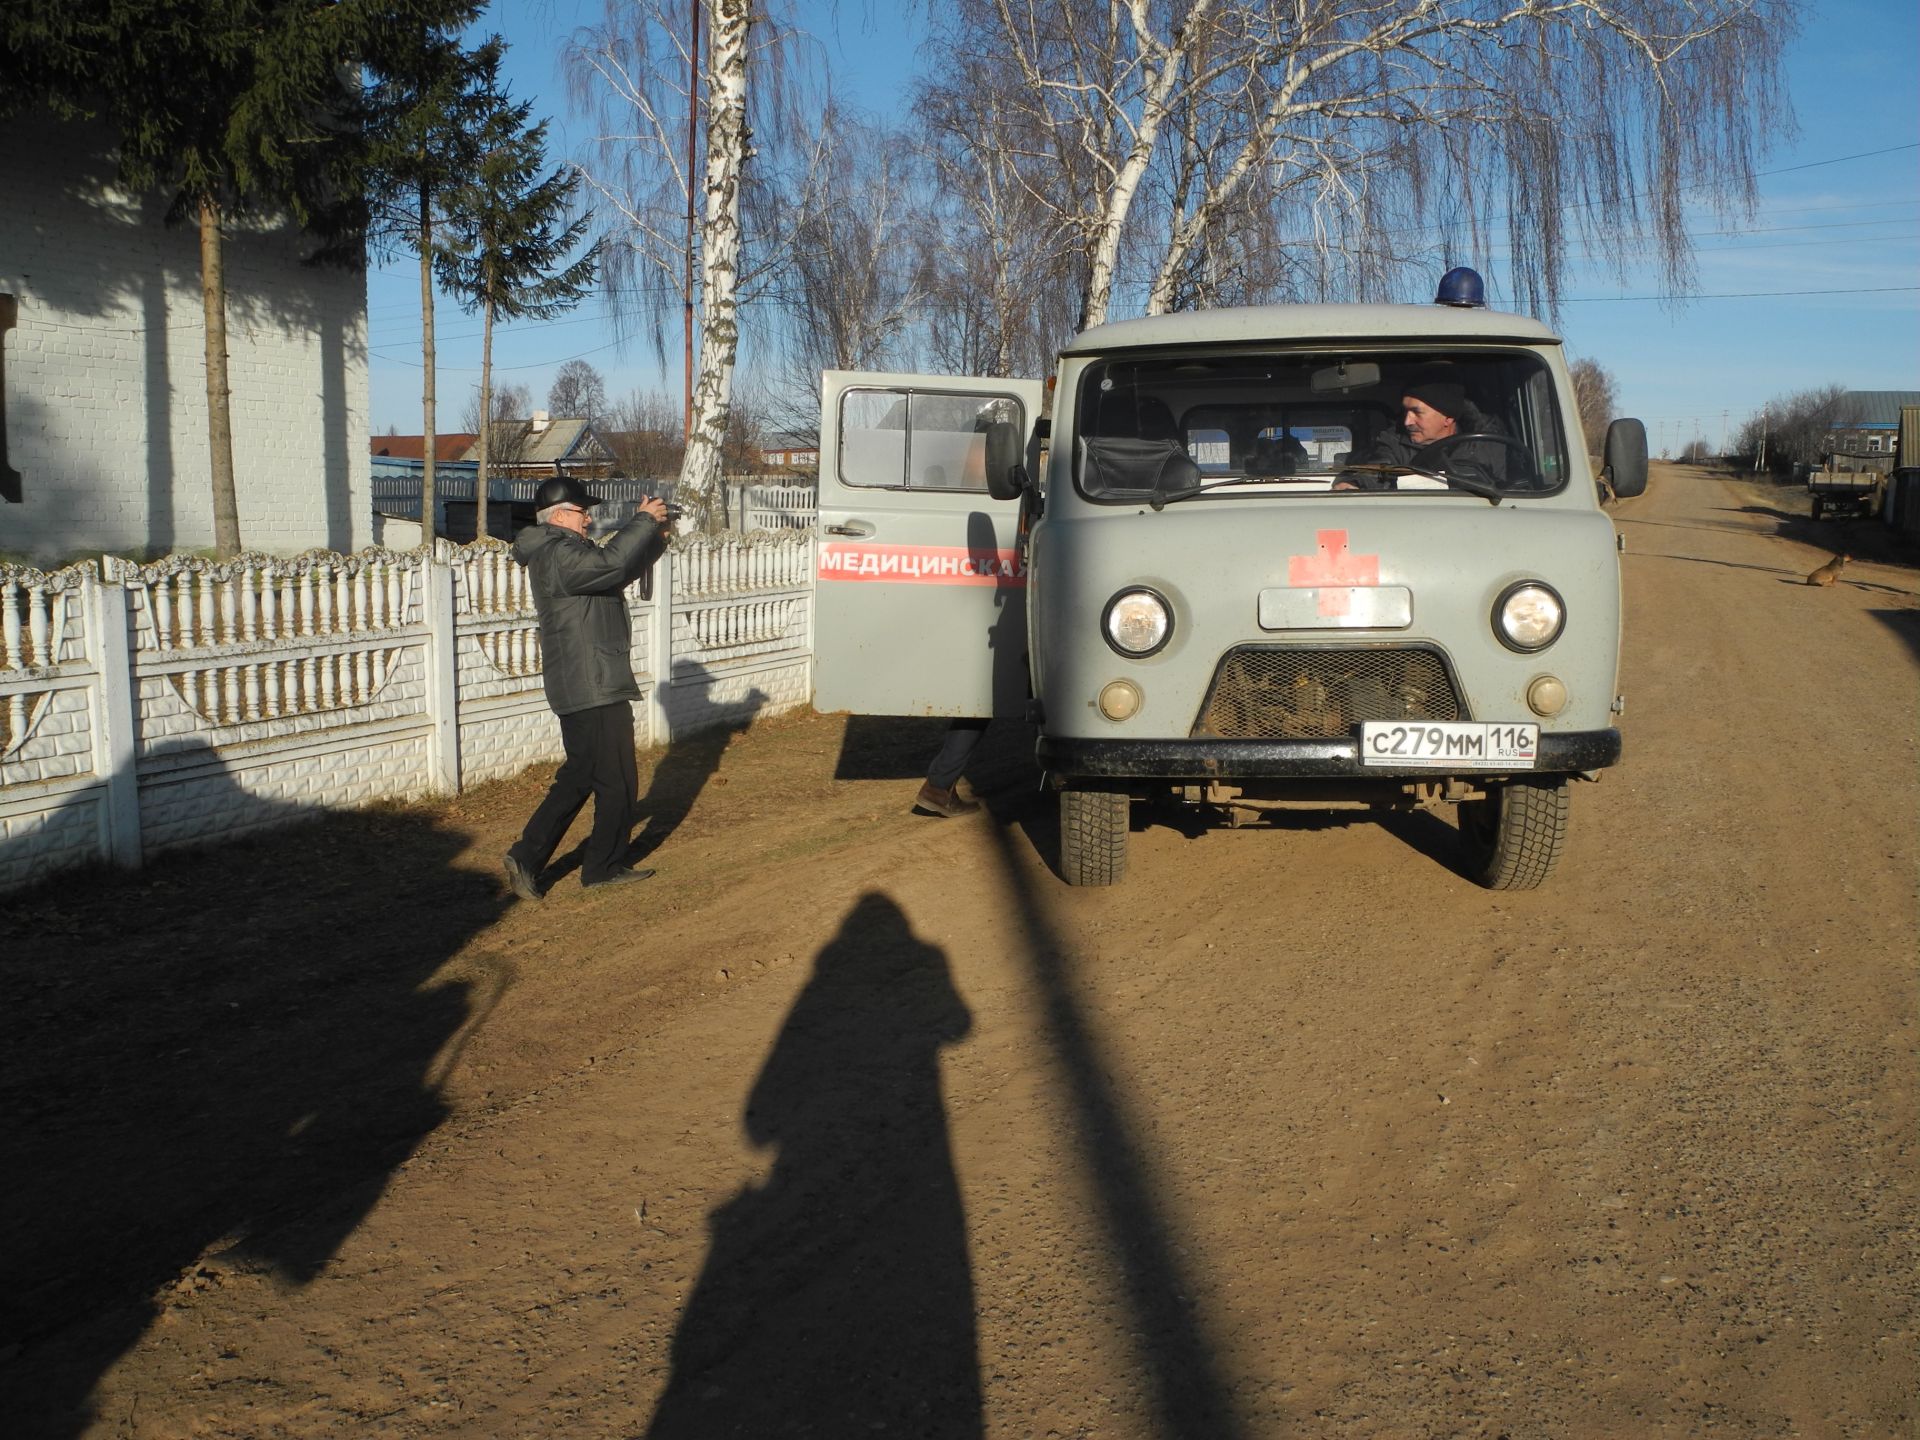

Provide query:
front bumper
left=1037, top=728, right=1622, bottom=780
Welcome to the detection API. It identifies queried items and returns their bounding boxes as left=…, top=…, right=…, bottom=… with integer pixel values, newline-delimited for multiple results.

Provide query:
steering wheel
left=1408, top=432, right=1538, bottom=487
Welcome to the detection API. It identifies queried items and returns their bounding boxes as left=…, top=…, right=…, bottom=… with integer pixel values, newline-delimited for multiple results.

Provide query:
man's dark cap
left=1402, top=375, right=1470, bottom=422
left=534, top=475, right=602, bottom=511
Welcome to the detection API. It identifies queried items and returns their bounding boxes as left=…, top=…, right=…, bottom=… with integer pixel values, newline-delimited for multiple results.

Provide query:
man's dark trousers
left=509, top=702, right=638, bottom=884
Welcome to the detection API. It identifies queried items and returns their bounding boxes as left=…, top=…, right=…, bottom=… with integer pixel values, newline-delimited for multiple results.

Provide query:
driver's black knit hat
left=1402, top=375, right=1469, bottom=421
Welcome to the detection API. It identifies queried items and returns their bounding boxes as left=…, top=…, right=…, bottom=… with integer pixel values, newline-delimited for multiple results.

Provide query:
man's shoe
left=583, top=866, right=656, bottom=889
left=912, top=782, right=980, bottom=818
left=503, top=852, right=542, bottom=901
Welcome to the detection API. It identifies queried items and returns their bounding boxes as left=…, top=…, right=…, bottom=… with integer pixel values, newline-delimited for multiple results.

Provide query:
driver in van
left=1337, top=373, right=1507, bottom=489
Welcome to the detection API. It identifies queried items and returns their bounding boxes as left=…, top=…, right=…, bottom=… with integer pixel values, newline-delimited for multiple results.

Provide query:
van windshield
left=1073, top=349, right=1570, bottom=503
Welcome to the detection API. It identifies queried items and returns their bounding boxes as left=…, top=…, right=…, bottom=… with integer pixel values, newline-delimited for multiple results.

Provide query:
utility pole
left=1756, top=406, right=1769, bottom=476
left=683, top=0, right=700, bottom=446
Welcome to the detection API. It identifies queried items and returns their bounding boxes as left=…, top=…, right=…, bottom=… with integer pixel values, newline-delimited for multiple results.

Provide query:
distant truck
left=1807, top=455, right=1880, bottom=521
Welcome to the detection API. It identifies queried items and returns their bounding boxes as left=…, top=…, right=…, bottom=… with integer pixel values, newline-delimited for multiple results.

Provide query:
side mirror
left=1603, top=418, right=1648, bottom=499
left=983, top=419, right=1027, bottom=501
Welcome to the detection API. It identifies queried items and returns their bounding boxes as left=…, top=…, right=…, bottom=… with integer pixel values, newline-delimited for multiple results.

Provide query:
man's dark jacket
left=1346, top=406, right=1512, bottom=490
left=513, top=519, right=665, bottom=716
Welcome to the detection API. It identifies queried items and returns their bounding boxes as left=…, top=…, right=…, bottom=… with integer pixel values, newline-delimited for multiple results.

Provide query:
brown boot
left=912, top=781, right=980, bottom=817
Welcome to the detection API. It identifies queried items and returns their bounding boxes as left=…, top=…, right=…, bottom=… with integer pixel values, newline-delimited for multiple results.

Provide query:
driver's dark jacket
left=512, top=518, right=665, bottom=716
left=1345, top=407, right=1508, bottom=490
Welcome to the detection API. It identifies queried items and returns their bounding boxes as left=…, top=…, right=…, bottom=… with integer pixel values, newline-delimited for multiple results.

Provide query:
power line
left=1754, top=141, right=1920, bottom=177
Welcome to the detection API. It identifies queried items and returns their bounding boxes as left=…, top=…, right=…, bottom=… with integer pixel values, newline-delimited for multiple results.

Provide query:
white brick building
left=0, top=111, right=371, bottom=564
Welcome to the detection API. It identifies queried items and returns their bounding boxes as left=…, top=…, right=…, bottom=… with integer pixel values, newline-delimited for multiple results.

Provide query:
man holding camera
left=503, top=476, right=671, bottom=898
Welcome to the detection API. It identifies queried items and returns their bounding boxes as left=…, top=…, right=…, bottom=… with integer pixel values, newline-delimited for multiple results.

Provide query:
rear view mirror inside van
left=1310, top=360, right=1380, bottom=393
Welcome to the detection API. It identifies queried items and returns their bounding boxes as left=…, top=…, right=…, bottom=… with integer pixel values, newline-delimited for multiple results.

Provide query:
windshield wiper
left=1146, top=476, right=1311, bottom=510
left=1337, top=463, right=1505, bottom=503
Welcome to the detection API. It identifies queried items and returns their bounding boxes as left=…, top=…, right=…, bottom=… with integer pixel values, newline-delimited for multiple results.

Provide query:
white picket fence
left=0, top=530, right=816, bottom=892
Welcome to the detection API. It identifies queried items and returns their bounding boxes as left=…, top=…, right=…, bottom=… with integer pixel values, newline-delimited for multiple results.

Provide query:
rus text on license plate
left=1359, top=721, right=1538, bottom=769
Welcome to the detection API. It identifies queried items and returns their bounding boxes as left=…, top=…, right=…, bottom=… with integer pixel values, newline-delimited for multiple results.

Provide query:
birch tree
left=915, top=58, right=1081, bottom=377
left=679, top=0, right=753, bottom=517
left=783, top=106, right=928, bottom=373
left=564, top=0, right=772, bottom=528
left=548, top=359, right=609, bottom=420
left=1568, top=358, right=1618, bottom=455
left=922, top=0, right=1798, bottom=329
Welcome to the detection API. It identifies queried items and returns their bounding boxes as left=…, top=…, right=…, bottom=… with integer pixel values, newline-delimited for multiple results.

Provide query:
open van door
left=815, top=370, right=1045, bottom=717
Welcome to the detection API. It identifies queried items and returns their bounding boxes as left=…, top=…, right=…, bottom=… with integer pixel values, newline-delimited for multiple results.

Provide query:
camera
left=659, top=502, right=686, bottom=521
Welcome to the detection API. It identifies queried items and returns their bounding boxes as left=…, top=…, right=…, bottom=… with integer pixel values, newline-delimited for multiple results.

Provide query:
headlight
left=1494, top=582, right=1565, bottom=652
left=1103, top=588, right=1173, bottom=657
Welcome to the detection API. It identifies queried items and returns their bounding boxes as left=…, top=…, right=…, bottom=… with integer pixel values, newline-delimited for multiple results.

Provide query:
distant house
left=371, top=433, right=478, bottom=463
left=461, top=413, right=617, bottom=479
left=0, top=110, right=370, bottom=563
left=758, top=434, right=820, bottom=473
left=1826, top=391, right=1920, bottom=474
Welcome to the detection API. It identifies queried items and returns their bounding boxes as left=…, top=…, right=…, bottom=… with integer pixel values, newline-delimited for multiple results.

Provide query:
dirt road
left=3, top=464, right=1914, bottom=1438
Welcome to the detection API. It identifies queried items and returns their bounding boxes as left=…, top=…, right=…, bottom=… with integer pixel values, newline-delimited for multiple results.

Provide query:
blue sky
left=367, top=0, right=1919, bottom=454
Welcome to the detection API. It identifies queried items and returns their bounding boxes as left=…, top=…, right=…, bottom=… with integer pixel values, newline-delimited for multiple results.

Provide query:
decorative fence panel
left=0, top=563, right=123, bottom=889
left=663, top=533, right=815, bottom=738
left=0, top=531, right=815, bottom=892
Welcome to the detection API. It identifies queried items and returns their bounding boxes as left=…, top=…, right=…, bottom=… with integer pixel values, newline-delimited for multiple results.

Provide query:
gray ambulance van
left=814, top=272, right=1646, bottom=889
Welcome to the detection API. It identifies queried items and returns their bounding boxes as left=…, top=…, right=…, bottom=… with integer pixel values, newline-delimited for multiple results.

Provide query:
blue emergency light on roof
left=1435, top=267, right=1486, bottom=308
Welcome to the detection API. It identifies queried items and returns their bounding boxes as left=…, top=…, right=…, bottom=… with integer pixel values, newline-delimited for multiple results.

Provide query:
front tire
left=1060, top=787, right=1128, bottom=886
left=1458, top=777, right=1568, bottom=890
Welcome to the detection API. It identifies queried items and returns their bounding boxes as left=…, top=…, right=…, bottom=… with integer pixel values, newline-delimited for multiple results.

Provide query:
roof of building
left=461, top=416, right=614, bottom=466
left=1837, top=392, right=1920, bottom=426
left=371, top=433, right=478, bottom=461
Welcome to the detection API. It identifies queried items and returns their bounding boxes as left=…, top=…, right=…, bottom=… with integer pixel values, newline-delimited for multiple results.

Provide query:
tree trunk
left=1079, top=0, right=1210, bottom=330
left=678, top=0, right=750, bottom=530
left=198, top=194, right=242, bottom=557
left=419, top=183, right=437, bottom=542
left=476, top=290, right=494, bottom=542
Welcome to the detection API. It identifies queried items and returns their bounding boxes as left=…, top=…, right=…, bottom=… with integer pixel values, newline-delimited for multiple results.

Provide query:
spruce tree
left=436, top=69, right=599, bottom=541
left=367, top=33, right=504, bottom=543
left=3, top=1, right=482, bottom=555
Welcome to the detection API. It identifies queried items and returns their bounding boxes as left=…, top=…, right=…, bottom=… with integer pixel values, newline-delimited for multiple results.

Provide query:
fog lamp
left=1098, top=680, right=1143, bottom=722
left=1526, top=675, right=1569, bottom=718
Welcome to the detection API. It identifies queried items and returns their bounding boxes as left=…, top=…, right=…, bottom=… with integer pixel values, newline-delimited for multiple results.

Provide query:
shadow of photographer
left=643, top=892, right=980, bottom=1439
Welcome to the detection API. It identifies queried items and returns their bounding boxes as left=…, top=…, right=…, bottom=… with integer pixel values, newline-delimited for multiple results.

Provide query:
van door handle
left=825, top=520, right=875, bottom=537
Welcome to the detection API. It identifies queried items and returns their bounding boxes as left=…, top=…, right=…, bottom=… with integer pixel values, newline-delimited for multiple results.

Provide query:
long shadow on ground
left=984, top=791, right=1254, bottom=1439
left=642, top=893, right=979, bottom=1439
left=0, top=773, right=508, bottom=1438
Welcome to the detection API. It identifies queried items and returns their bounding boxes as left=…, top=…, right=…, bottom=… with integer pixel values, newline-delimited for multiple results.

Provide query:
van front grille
left=1193, top=646, right=1464, bottom=739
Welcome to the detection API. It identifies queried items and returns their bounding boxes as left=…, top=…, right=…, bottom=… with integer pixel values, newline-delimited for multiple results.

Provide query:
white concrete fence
left=0, top=531, right=815, bottom=892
